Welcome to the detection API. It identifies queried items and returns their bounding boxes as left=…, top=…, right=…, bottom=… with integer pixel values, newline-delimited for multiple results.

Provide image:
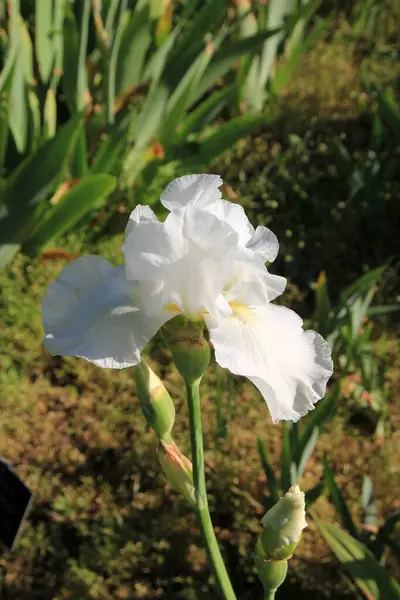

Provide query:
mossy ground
left=1, top=4, right=400, bottom=599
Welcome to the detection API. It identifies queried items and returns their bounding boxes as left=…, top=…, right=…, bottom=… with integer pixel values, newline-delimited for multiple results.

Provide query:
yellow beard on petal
left=229, top=302, right=256, bottom=323
left=163, top=303, right=183, bottom=313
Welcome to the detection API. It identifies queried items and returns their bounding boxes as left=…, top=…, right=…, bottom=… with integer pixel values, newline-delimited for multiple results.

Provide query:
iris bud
left=135, top=361, right=175, bottom=442
left=257, top=484, right=307, bottom=561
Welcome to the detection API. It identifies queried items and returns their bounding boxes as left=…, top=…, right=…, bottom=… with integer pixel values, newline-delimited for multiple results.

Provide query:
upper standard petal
left=160, top=174, right=223, bottom=211
left=123, top=205, right=239, bottom=317
left=125, top=205, right=158, bottom=238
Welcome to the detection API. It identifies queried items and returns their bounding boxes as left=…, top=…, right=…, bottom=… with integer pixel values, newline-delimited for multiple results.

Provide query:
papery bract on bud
left=158, top=439, right=196, bottom=506
left=256, top=484, right=307, bottom=561
left=42, top=173, right=333, bottom=424
left=134, top=361, right=175, bottom=441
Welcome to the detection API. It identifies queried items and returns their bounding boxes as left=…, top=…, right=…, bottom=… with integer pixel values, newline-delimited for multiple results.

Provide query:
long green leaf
left=297, top=386, right=338, bottom=458
left=160, top=48, right=212, bottom=145
left=91, top=116, right=130, bottom=174
left=76, top=0, right=91, bottom=112
left=165, top=0, right=228, bottom=85
left=377, top=88, right=400, bottom=140
left=35, top=0, right=54, bottom=84
left=0, top=48, right=17, bottom=173
left=180, top=113, right=276, bottom=166
left=108, top=0, right=129, bottom=124
left=192, top=28, right=281, bottom=104
left=305, top=482, right=325, bottom=507
left=297, top=426, right=319, bottom=481
left=62, top=6, right=81, bottom=112
left=50, top=0, right=66, bottom=90
left=9, top=17, right=33, bottom=153
left=25, top=175, right=117, bottom=254
left=257, top=438, right=280, bottom=505
left=43, top=88, right=57, bottom=140
left=341, top=266, right=386, bottom=304
left=177, top=84, right=236, bottom=141
left=323, top=457, right=358, bottom=538
left=316, top=520, right=400, bottom=599
left=0, top=116, right=81, bottom=268
left=115, top=5, right=151, bottom=95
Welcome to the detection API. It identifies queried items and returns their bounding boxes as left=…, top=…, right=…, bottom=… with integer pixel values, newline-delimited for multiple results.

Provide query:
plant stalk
left=263, top=591, right=276, bottom=600
left=186, top=381, right=237, bottom=600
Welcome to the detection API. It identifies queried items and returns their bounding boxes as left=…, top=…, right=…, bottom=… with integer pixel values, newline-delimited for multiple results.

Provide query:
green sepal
left=162, top=315, right=211, bottom=385
left=255, top=557, right=288, bottom=594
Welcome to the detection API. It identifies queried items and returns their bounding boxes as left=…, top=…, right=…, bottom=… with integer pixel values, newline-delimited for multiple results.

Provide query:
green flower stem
left=264, top=591, right=276, bottom=600
left=186, top=381, right=237, bottom=600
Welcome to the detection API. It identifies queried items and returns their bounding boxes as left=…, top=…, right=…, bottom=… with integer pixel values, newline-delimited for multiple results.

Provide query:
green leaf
left=107, top=0, right=129, bottom=124
left=323, top=457, right=358, bottom=538
left=272, top=2, right=327, bottom=94
left=341, top=266, right=386, bottom=304
left=62, top=5, right=87, bottom=112
left=0, top=115, right=81, bottom=268
left=316, top=520, right=400, bottom=599
left=180, top=113, right=277, bottom=166
left=76, top=0, right=91, bottom=112
left=177, top=85, right=236, bottom=141
left=360, top=475, right=377, bottom=528
left=25, top=175, right=117, bottom=254
left=115, top=5, right=151, bottom=95
left=50, top=0, right=66, bottom=90
left=305, top=482, right=325, bottom=508
left=9, top=17, right=33, bottom=153
left=165, top=0, right=228, bottom=85
left=35, top=0, right=54, bottom=84
left=298, top=387, right=338, bottom=457
left=380, top=510, right=400, bottom=538
left=0, top=47, right=17, bottom=173
left=193, top=28, right=281, bottom=104
left=257, top=438, right=280, bottom=505
left=43, top=88, right=57, bottom=140
left=296, top=426, right=319, bottom=482
left=27, top=89, right=41, bottom=151
left=91, top=116, right=130, bottom=174
left=377, top=88, right=400, bottom=140
left=159, top=48, right=212, bottom=145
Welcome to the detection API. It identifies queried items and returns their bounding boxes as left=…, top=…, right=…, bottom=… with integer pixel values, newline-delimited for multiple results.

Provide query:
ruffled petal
left=125, top=205, right=158, bottom=238
left=123, top=205, right=239, bottom=318
left=160, top=174, right=222, bottom=211
left=223, top=260, right=286, bottom=304
left=200, top=198, right=254, bottom=246
left=42, top=256, right=171, bottom=368
left=207, top=304, right=333, bottom=423
left=246, top=225, right=279, bottom=263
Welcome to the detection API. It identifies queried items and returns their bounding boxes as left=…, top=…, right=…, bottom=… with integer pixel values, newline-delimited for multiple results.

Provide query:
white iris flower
left=42, top=174, right=333, bottom=423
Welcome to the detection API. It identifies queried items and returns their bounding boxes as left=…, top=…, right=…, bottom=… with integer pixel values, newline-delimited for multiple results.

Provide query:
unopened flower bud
left=256, top=484, right=307, bottom=561
left=158, top=439, right=196, bottom=506
left=135, top=361, right=175, bottom=442
left=162, top=316, right=211, bottom=385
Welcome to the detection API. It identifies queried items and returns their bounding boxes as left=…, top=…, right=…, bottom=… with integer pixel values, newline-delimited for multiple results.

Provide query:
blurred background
left=0, top=0, right=399, bottom=598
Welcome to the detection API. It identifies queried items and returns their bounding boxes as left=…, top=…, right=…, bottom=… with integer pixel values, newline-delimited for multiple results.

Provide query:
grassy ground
left=1, top=4, right=400, bottom=599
